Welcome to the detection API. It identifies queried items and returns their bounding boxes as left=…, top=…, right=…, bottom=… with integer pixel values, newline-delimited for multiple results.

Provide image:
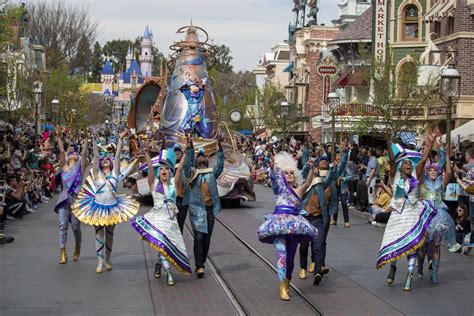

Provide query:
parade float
left=127, top=24, right=255, bottom=204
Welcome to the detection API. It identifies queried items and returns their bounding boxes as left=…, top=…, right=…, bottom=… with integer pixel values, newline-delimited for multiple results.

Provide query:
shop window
left=447, top=16, right=454, bottom=35
left=402, top=5, right=419, bottom=41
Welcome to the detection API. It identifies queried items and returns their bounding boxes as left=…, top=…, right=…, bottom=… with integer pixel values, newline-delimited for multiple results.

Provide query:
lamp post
left=33, top=81, right=43, bottom=150
left=440, top=57, right=461, bottom=158
left=51, top=98, right=59, bottom=125
left=327, top=91, right=340, bottom=163
left=280, top=101, right=290, bottom=145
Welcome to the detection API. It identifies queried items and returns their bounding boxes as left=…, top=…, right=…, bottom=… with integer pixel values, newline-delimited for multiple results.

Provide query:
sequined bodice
left=94, top=171, right=118, bottom=206
left=271, top=168, right=300, bottom=209
left=421, top=176, right=446, bottom=209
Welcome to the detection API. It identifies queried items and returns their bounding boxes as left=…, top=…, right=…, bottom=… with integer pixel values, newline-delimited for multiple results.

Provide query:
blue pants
left=58, top=206, right=81, bottom=248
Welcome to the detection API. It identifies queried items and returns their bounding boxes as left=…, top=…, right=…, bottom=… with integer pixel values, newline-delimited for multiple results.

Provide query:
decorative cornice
left=433, top=31, right=474, bottom=44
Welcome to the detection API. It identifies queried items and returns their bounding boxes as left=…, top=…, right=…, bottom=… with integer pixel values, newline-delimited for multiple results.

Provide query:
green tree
left=102, top=39, right=133, bottom=73
left=72, top=35, right=92, bottom=79
left=214, top=44, right=233, bottom=73
left=353, top=50, right=436, bottom=140
left=89, top=41, right=103, bottom=83
left=44, top=65, right=88, bottom=128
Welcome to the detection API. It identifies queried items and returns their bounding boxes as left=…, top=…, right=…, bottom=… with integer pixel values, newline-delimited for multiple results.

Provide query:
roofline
left=332, top=39, right=371, bottom=45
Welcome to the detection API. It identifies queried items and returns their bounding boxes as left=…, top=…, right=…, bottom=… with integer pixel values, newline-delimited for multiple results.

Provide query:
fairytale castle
left=100, top=25, right=154, bottom=106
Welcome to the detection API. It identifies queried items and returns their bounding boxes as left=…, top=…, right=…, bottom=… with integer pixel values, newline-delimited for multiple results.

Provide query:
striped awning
left=425, top=0, right=455, bottom=22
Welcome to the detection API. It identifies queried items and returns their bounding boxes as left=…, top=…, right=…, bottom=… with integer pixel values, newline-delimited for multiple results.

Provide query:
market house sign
left=317, top=57, right=337, bottom=104
left=374, top=0, right=388, bottom=61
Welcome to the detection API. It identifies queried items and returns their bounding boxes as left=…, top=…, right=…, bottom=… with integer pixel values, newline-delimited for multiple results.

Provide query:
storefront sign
left=374, top=0, right=388, bottom=61
left=428, top=106, right=456, bottom=116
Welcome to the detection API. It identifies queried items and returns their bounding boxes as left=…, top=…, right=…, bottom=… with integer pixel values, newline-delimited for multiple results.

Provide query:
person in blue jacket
left=183, top=135, right=224, bottom=278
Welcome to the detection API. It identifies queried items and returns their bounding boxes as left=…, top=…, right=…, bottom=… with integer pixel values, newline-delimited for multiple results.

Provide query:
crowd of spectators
left=0, top=121, right=90, bottom=244
left=248, top=134, right=473, bottom=252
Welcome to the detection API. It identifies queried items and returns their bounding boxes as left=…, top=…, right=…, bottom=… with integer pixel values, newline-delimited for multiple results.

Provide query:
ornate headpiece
left=425, top=162, right=441, bottom=175
left=391, top=143, right=422, bottom=175
left=158, top=148, right=177, bottom=176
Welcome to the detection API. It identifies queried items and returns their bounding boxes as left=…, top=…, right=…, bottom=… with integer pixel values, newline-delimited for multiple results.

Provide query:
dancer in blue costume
left=178, top=78, right=210, bottom=138
left=131, top=143, right=191, bottom=286
left=377, top=133, right=437, bottom=291
left=257, top=151, right=317, bottom=301
left=417, top=144, right=461, bottom=284
left=54, top=128, right=88, bottom=264
left=73, top=130, right=139, bottom=273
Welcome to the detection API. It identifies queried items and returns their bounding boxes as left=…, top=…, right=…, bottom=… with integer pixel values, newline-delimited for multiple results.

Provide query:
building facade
left=333, top=0, right=372, bottom=26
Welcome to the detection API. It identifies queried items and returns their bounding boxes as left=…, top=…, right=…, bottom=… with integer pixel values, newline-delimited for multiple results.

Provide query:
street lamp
left=33, top=81, right=43, bottom=150
left=440, top=57, right=461, bottom=158
left=51, top=98, right=59, bottom=125
left=280, top=101, right=290, bottom=145
left=327, top=91, right=340, bottom=163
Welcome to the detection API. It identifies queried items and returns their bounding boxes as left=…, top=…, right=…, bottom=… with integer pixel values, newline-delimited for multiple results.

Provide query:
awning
left=335, top=69, right=368, bottom=88
left=425, top=0, right=455, bottom=22
left=283, top=62, right=294, bottom=73
left=441, top=120, right=474, bottom=143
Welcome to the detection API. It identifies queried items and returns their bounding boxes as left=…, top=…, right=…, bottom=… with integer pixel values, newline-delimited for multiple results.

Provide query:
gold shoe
left=59, top=248, right=68, bottom=264
left=284, top=278, right=291, bottom=292
left=196, top=267, right=205, bottom=279
left=96, top=264, right=104, bottom=274
left=344, top=222, right=351, bottom=228
left=279, top=281, right=290, bottom=301
left=105, top=262, right=112, bottom=271
left=299, top=269, right=307, bottom=279
left=308, top=262, right=315, bottom=273
left=73, top=245, right=81, bottom=261
left=330, top=219, right=337, bottom=225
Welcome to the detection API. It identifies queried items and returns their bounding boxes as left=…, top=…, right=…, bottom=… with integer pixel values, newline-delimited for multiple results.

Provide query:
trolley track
left=185, top=217, right=322, bottom=316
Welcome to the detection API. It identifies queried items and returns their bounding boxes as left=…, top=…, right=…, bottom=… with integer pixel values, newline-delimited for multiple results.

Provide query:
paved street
left=1, top=185, right=473, bottom=315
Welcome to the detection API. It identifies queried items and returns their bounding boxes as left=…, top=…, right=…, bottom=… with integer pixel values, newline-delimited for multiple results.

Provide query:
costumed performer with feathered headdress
left=257, top=150, right=318, bottom=301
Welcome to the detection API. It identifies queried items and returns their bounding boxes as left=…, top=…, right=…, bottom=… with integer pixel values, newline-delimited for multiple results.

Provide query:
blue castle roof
left=101, top=60, right=114, bottom=75
left=144, top=25, right=153, bottom=39
left=123, top=59, right=144, bottom=84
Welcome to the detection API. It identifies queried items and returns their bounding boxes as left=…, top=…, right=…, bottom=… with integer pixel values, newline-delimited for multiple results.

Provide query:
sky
left=26, top=0, right=340, bottom=71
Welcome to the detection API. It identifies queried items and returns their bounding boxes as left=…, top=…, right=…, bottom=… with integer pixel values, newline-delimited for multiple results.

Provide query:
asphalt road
left=1, top=185, right=473, bottom=316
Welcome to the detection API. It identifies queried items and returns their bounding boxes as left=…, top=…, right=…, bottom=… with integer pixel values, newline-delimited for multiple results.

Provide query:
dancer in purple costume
left=54, top=128, right=88, bottom=264
left=257, top=152, right=317, bottom=301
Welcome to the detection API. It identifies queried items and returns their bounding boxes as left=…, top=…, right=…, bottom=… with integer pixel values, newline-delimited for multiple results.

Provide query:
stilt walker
left=131, top=143, right=192, bottom=285
left=72, top=130, right=139, bottom=273
left=376, top=133, right=438, bottom=291
left=257, top=152, right=317, bottom=301
left=54, top=128, right=88, bottom=264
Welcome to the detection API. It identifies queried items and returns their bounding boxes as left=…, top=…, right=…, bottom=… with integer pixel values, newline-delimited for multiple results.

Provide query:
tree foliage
left=353, top=50, right=436, bottom=140
left=213, top=44, right=233, bottom=73
left=102, top=39, right=133, bottom=73
left=27, top=0, right=98, bottom=70
left=89, top=41, right=103, bottom=83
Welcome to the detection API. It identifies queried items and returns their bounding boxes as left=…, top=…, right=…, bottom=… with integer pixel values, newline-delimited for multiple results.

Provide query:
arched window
left=402, top=5, right=419, bottom=40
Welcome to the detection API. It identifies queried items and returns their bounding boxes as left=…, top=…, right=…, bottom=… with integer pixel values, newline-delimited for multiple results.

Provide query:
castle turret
left=126, top=46, right=133, bottom=70
left=139, top=25, right=154, bottom=77
left=101, top=59, right=115, bottom=97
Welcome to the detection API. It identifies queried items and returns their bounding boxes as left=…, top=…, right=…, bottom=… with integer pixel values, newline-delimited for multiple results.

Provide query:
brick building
left=286, top=25, right=340, bottom=141
left=425, top=0, right=474, bottom=128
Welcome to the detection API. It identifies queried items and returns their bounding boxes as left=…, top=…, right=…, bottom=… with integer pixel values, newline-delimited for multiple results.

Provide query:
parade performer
left=376, top=134, right=437, bottom=291
left=178, top=78, right=210, bottom=138
left=298, top=141, right=347, bottom=284
left=183, top=136, right=224, bottom=279
left=174, top=145, right=189, bottom=233
left=257, top=152, right=317, bottom=301
left=54, top=129, right=88, bottom=264
left=72, top=131, right=139, bottom=273
left=131, top=143, right=191, bottom=285
left=417, top=145, right=461, bottom=284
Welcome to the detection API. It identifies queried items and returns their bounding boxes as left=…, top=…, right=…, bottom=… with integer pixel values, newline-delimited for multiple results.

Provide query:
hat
left=173, top=144, right=183, bottom=153
left=158, top=148, right=177, bottom=175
